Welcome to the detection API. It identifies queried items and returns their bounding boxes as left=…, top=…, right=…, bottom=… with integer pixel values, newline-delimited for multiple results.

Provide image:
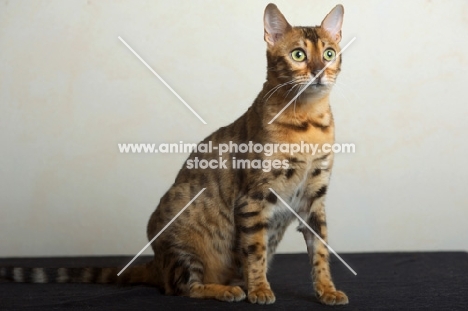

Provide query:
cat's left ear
left=264, top=3, right=292, bottom=47
left=321, top=5, right=344, bottom=43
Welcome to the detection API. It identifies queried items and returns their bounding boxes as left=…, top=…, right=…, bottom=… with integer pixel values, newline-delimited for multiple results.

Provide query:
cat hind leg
left=163, top=255, right=246, bottom=302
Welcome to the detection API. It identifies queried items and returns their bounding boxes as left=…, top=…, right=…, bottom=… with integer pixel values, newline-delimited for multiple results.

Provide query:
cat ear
left=321, top=5, right=344, bottom=42
left=264, top=3, right=292, bottom=46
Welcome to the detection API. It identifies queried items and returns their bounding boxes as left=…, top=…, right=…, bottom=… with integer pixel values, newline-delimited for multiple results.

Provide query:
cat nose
left=313, top=70, right=322, bottom=77
left=313, top=70, right=323, bottom=83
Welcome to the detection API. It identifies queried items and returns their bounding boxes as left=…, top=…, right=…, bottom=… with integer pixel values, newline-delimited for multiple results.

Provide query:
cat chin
left=302, top=85, right=332, bottom=97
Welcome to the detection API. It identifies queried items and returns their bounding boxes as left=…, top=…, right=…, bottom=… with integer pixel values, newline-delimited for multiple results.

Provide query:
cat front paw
left=317, top=290, right=349, bottom=305
left=248, top=286, right=276, bottom=304
left=216, top=286, right=246, bottom=302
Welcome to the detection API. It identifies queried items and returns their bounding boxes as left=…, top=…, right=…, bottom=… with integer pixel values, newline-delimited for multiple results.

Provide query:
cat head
left=264, top=4, right=344, bottom=98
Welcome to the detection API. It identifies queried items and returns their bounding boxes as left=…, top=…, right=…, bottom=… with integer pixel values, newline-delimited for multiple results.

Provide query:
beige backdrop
left=1, top=0, right=467, bottom=257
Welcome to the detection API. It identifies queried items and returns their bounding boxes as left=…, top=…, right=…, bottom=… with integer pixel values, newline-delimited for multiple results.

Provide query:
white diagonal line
left=268, top=188, right=357, bottom=276
left=118, top=36, right=207, bottom=125
left=268, top=37, right=356, bottom=124
left=117, top=188, right=206, bottom=276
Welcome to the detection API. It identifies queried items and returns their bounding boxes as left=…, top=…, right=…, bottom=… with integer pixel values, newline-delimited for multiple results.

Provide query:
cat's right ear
left=321, top=5, right=344, bottom=43
left=264, top=4, right=292, bottom=47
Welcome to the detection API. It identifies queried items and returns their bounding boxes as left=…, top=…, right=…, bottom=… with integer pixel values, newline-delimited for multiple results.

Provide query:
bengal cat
left=1, top=3, right=348, bottom=305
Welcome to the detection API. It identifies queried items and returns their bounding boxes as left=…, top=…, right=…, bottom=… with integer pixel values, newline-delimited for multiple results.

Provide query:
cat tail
left=0, top=261, right=156, bottom=285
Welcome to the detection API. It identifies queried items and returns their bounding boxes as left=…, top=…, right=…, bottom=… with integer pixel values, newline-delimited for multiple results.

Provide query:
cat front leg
left=235, top=194, right=276, bottom=304
left=299, top=201, right=349, bottom=305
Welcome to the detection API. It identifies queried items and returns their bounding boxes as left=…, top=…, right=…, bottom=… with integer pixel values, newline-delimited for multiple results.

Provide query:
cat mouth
left=298, top=82, right=323, bottom=88
left=309, top=82, right=325, bottom=89
left=301, top=82, right=329, bottom=95
left=295, top=81, right=329, bottom=94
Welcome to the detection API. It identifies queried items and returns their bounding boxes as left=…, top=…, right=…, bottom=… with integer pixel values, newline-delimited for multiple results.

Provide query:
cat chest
left=267, top=161, right=313, bottom=231
left=268, top=189, right=308, bottom=228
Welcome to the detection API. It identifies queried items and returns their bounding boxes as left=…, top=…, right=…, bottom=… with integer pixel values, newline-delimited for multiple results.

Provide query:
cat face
left=264, top=4, right=344, bottom=99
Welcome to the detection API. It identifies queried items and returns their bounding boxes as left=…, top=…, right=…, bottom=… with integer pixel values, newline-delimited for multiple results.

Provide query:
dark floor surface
left=1, top=252, right=467, bottom=310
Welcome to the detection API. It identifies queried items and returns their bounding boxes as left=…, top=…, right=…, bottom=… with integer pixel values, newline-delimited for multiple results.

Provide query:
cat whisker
left=284, top=83, right=299, bottom=99
left=263, top=83, right=292, bottom=103
left=293, top=88, right=300, bottom=123
left=263, top=78, right=303, bottom=104
left=263, top=80, right=295, bottom=98
left=332, top=80, right=365, bottom=103
left=330, top=83, right=351, bottom=104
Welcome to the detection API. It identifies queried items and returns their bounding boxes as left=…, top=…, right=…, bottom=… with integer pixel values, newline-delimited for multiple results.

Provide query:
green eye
left=291, top=49, right=306, bottom=62
left=323, top=49, right=336, bottom=61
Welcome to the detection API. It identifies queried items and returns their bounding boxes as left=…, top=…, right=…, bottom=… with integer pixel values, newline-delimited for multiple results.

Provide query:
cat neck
left=275, top=94, right=332, bottom=127
left=255, top=88, right=334, bottom=144
left=262, top=83, right=332, bottom=123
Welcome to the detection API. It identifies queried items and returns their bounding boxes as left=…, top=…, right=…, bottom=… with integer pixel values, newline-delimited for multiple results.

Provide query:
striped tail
left=0, top=263, right=153, bottom=285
